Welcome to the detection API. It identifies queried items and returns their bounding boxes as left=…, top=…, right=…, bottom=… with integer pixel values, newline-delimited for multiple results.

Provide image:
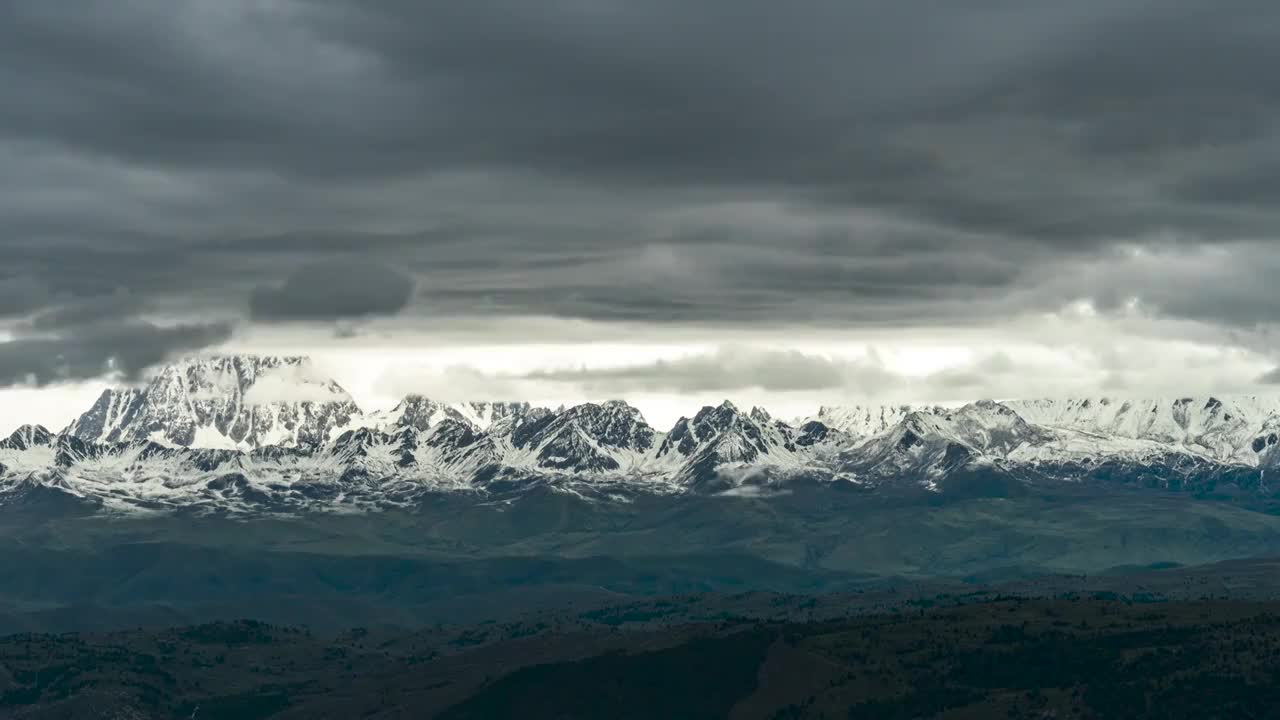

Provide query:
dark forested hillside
left=4, top=595, right=1280, bottom=719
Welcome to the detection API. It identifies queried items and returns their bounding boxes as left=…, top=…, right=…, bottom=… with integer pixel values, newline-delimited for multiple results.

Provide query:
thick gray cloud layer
left=0, top=320, right=233, bottom=386
left=250, top=260, right=415, bottom=322
left=1, top=0, right=1279, bottom=383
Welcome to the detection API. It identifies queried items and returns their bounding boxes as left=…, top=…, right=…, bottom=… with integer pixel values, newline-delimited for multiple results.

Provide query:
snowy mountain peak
left=815, top=403, right=950, bottom=438
left=372, top=395, right=535, bottom=433
left=63, top=355, right=362, bottom=450
left=1004, top=395, right=1280, bottom=462
left=659, top=401, right=770, bottom=462
left=62, top=388, right=145, bottom=443
left=374, top=395, right=455, bottom=433
left=153, top=355, right=353, bottom=405
left=693, top=400, right=748, bottom=431
left=593, top=401, right=655, bottom=450
left=933, top=401, right=1045, bottom=455
left=0, top=424, right=53, bottom=451
left=506, top=400, right=657, bottom=473
left=422, top=418, right=482, bottom=449
left=459, top=401, right=534, bottom=431
left=899, top=409, right=949, bottom=434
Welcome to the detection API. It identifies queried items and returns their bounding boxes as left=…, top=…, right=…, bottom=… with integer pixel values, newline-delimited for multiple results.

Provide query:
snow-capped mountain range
left=2, top=355, right=1279, bottom=513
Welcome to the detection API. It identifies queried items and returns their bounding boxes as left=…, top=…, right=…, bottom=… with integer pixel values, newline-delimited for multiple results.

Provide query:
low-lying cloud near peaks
left=518, top=346, right=1042, bottom=405
left=358, top=331, right=1275, bottom=425
left=527, top=347, right=891, bottom=394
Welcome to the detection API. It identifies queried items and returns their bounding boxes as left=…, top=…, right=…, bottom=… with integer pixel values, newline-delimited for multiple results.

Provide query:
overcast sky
left=3, top=0, right=1280, bottom=430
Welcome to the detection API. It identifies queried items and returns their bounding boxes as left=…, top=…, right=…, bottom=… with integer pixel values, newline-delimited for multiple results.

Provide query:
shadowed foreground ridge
left=4, top=594, right=1280, bottom=719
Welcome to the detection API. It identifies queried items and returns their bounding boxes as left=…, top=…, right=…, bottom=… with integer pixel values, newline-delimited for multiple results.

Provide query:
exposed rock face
left=510, top=400, right=656, bottom=473
left=0, top=425, right=54, bottom=451
left=659, top=401, right=774, bottom=465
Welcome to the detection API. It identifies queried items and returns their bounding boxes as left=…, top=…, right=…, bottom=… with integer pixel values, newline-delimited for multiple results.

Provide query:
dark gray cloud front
left=250, top=260, right=416, bottom=322
left=0, top=277, right=51, bottom=318
left=25, top=290, right=144, bottom=332
left=1, top=0, right=1279, bottom=382
left=0, top=319, right=233, bottom=386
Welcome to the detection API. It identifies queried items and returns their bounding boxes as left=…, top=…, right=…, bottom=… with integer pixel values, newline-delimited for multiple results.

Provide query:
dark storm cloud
left=1174, top=160, right=1280, bottom=209
left=250, top=260, right=416, bottom=322
left=0, top=278, right=51, bottom=317
left=1038, top=242, right=1280, bottom=334
left=26, top=291, right=144, bottom=331
left=0, top=321, right=233, bottom=386
left=0, top=0, right=1279, bottom=351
